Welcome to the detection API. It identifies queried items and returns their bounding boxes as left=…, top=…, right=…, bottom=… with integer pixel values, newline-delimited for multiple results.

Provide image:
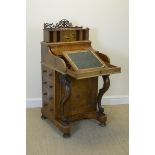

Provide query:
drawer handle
left=49, top=97, right=53, bottom=100
left=43, top=93, right=47, bottom=95
left=49, top=73, right=52, bottom=76
left=42, top=81, right=47, bottom=84
left=43, top=70, right=47, bottom=73
left=49, top=85, right=53, bottom=88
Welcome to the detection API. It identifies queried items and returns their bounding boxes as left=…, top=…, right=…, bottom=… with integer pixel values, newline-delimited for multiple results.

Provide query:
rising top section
left=43, top=19, right=89, bottom=43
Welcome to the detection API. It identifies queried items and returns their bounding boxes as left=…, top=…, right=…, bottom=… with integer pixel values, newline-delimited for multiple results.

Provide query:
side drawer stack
left=41, top=65, right=55, bottom=118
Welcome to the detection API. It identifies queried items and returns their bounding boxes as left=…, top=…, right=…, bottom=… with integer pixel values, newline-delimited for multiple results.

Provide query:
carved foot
left=97, top=114, right=107, bottom=127
left=61, top=119, right=70, bottom=126
left=41, top=114, right=47, bottom=119
left=63, top=133, right=71, bottom=138
left=99, top=122, right=106, bottom=127
left=54, top=119, right=71, bottom=137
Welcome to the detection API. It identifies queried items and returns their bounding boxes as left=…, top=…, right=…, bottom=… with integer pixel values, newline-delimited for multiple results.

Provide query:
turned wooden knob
left=49, top=73, right=52, bottom=76
left=43, top=92, right=47, bottom=95
left=49, top=97, right=53, bottom=100
left=43, top=81, right=47, bottom=84
left=43, top=70, right=47, bottom=73
left=49, top=85, right=53, bottom=88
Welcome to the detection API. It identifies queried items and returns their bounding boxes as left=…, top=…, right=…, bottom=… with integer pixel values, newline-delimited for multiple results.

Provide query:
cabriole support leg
left=97, top=75, right=110, bottom=126
left=59, top=74, right=71, bottom=127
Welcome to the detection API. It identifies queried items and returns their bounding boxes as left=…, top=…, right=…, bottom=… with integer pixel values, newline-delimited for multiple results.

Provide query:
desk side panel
left=55, top=72, right=98, bottom=121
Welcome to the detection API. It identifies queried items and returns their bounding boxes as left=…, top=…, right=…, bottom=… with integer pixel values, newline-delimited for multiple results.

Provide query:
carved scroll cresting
left=44, top=19, right=82, bottom=30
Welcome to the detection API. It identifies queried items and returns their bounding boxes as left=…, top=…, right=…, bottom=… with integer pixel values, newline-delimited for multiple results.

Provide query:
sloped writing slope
left=63, top=50, right=105, bottom=71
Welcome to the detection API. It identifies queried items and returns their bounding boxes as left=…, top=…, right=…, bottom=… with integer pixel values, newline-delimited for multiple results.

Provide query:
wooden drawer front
left=42, top=66, right=48, bottom=81
left=42, top=90, right=54, bottom=106
left=42, top=91, right=48, bottom=106
left=42, top=65, right=55, bottom=107
left=42, top=79, right=54, bottom=90
left=47, top=84, right=54, bottom=102
left=42, top=81, right=54, bottom=105
left=48, top=69, right=54, bottom=81
left=42, top=65, right=55, bottom=81
left=61, top=30, right=76, bottom=42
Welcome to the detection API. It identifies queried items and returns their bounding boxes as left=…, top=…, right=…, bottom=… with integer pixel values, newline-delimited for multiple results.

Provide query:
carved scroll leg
left=59, top=74, right=71, bottom=127
left=97, top=75, right=110, bottom=126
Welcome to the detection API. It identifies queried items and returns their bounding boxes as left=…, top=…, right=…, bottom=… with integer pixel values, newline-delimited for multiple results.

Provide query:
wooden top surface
left=41, top=40, right=91, bottom=46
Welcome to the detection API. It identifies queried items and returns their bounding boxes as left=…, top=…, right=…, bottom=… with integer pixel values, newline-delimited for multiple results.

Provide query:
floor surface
left=27, top=105, right=129, bottom=155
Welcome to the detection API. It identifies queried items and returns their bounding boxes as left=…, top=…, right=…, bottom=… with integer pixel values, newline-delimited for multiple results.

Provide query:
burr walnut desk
left=40, top=19, right=121, bottom=137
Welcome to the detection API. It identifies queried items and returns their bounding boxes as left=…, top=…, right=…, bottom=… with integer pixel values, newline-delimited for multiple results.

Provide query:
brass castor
left=63, top=133, right=71, bottom=138
left=41, top=114, right=47, bottom=119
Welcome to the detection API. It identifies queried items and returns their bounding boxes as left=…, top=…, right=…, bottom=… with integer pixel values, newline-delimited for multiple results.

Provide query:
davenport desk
left=40, top=19, right=121, bottom=137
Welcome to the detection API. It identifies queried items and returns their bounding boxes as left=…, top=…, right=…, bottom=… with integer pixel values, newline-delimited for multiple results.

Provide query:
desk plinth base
left=41, top=110, right=107, bottom=137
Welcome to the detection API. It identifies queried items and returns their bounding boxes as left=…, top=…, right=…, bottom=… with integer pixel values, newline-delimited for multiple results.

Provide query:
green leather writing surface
left=67, top=50, right=104, bottom=69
